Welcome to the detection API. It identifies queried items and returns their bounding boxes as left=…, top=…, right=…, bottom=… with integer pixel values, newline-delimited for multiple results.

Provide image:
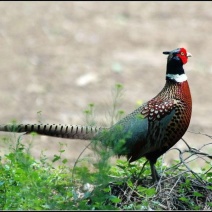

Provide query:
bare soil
left=0, top=2, right=211, bottom=167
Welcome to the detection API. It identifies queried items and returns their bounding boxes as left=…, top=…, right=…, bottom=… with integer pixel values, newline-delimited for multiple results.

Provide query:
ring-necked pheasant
left=0, top=47, right=192, bottom=182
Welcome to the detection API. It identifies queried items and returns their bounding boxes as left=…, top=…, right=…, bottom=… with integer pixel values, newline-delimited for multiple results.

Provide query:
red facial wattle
left=177, top=48, right=188, bottom=64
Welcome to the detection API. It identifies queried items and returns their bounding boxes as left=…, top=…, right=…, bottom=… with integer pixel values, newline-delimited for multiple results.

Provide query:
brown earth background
left=0, top=2, right=211, bottom=169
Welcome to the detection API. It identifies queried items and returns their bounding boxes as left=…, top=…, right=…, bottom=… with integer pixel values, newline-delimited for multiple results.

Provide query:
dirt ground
left=0, top=2, right=211, bottom=168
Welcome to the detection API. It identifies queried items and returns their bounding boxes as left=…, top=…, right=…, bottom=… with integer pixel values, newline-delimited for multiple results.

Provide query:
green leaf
left=145, top=188, right=156, bottom=197
left=206, top=172, right=212, bottom=177
left=62, top=159, right=67, bottom=164
left=127, top=180, right=133, bottom=187
left=30, top=132, right=38, bottom=136
left=42, top=204, right=51, bottom=209
left=109, top=195, right=121, bottom=203
left=103, top=187, right=111, bottom=193
left=179, top=197, right=189, bottom=203
left=52, top=155, right=61, bottom=162
left=89, top=103, right=94, bottom=107
left=206, top=186, right=212, bottom=190
left=193, top=191, right=203, bottom=197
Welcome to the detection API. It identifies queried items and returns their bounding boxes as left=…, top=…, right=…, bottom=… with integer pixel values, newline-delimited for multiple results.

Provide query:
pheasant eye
left=181, top=52, right=184, bottom=56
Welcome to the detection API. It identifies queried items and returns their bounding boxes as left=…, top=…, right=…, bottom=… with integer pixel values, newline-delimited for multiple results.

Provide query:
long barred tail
left=0, top=124, right=107, bottom=140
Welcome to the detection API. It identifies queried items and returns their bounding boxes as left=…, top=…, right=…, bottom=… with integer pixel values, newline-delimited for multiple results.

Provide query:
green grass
left=0, top=133, right=211, bottom=210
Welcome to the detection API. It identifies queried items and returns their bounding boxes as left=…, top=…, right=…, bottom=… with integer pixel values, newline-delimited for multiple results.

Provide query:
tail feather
left=0, top=124, right=107, bottom=140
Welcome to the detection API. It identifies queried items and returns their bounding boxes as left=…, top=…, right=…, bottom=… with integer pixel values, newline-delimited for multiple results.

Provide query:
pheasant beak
left=187, top=52, right=192, bottom=57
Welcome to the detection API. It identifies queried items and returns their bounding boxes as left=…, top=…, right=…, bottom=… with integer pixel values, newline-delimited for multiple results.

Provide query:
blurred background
left=0, top=2, right=211, bottom=167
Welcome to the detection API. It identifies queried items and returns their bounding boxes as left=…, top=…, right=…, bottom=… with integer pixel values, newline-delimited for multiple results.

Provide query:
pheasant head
left=163, top=47, right=192, bottom=82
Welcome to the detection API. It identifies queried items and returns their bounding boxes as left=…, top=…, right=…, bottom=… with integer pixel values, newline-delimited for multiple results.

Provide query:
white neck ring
left=166, top=74, right=187, bottom=82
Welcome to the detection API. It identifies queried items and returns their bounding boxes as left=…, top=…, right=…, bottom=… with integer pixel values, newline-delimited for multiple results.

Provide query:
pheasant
left=0, top=47, right=192, bottom=182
